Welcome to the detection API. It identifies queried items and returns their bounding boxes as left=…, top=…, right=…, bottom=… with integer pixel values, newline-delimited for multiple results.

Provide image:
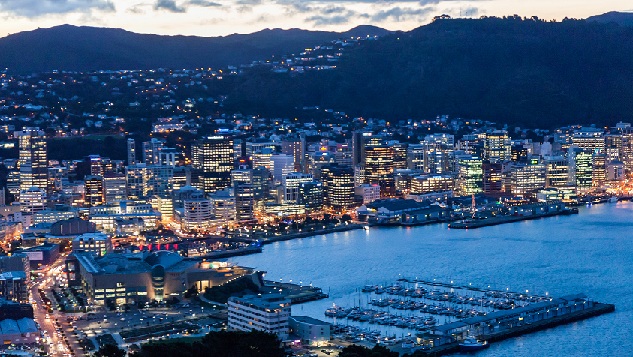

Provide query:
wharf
left=188, top=245, right=262, bottom=259
left=412, top=302, right=614, bottom=356
left=261, top=224, right=363, bottom=244
left=448, top=209, right=577, bottom=229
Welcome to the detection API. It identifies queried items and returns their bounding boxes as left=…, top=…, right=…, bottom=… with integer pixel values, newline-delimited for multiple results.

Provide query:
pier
left=448, top=208, right=578, bottom=229
left=325, top=278, right=614, bottom=356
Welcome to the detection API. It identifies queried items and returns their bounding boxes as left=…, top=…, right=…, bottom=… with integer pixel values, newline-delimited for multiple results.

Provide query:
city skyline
left=0, top=0, right=631, bottom=38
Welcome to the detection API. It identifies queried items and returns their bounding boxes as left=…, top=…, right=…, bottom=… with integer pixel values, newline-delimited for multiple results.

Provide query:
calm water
left=232, top=202, right=633, bottom=356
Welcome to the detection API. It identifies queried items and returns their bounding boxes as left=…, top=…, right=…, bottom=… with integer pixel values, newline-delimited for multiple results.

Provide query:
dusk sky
left=0, top=0, right=631, bottom=38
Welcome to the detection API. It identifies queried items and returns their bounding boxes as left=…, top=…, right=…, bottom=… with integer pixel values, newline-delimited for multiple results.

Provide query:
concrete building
left=289, top=316, right=331, bottom=346
left=228, top=294, right=291, bottom=340
left=0, top=271, right=28, bottom=303
left=355, top=184, right=381, bottom=204
left=72, top=232, right=112, bottom=257
left=68, top=251, right=255, bottom=306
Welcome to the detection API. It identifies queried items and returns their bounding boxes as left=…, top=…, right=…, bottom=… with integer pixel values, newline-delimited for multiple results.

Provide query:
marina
left=234, top=202, right=633, bottom=356
left=322, top=279, right=614, bottom=355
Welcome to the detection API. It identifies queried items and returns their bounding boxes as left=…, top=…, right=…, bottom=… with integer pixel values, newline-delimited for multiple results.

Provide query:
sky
left=0, top=0, right=631, bottom=38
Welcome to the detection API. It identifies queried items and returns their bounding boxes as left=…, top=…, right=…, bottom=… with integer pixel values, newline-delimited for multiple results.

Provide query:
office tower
left=621, top=127, right=633, bottom=174
left=484, top=130, right=511, bottom=163
left=592, top=154, right=607, bottom=187
left=568, top=148, right=593, bottom=192
left=298, top=181, right=324, bottom=212
left=482, top=162, right=504, bottom=195
left=84, top=175, right=104, bottom=207
left=231, top=168, right=255, bottom=222
left=16, top=128, right=48, bottom=192
left=508, top=159, right=546, bottom=196
left=321, top=165, right=355, bottom=212
left=158, top=148, right=178, bottom=166
left=85, top=155, right=104, bottom=176
left=364, top=145, right=394, bottom=196
left=19, top=187, right=46, bottom=214
left=182, top=188, right=213, bottom=231
left=572, top=128, right=605, bottom=154
left=456, top=156, right=483, bottom=196
left=191, top=136, right=235, bottom=194
left=126, top=164, right=151, bottom=199
left=511, top=144, right=529, bottom=162
left=271, top=154, right=295, bottom=185
left=127, top=138, right=136, bottom=165
left=283, top=173, right=313, bottom=203
left=407, top=144, right=425, bottom=171
left=281, top=137, right=306, bottom=172
left=410, top=175, right=455, bottom=194
left=605, top=134, right=623, bottom=162
left=103, top=173, right=127, bottom=203
left=543, top=156, right=570, bottom=188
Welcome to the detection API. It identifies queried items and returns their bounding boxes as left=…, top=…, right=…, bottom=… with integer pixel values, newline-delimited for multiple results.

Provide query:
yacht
left=459, top=337, right=489, bottom=352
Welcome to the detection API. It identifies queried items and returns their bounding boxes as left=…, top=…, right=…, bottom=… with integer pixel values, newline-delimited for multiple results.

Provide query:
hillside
left=0, top=25, right=390, bottom=73
left=220, top=17, right=633, bottom=128
left=587, top=11, right=633, bottom=27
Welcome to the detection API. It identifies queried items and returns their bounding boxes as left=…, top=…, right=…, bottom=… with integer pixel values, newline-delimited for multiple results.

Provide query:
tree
left=94, top=344, right=126, bottom=357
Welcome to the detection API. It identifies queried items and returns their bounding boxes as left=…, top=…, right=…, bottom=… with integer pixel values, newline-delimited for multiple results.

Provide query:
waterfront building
left=228, top=294, right=291, bottom=340
left=544, top=156, right=570, bottom=188
left=621, top=127, right=633, bottom=174
left=410, top=175, right=455, bottom=195
left=321, top=165, right=355, bottom=212
left=355, top=184, right=381, bottom=204
left=298, top=181, right=324, bottom=212
left=507, top=159, right=546, bottom=196
left=191, top=136, right=235, bottom=194
left=455, top=156, right=483, bottom=196
left=89, top=201, right=160, bottom=232
left=606, top=161, right=625, bottom=181
left=482, top=162, right=504, bottom=195
left=283, top=173, right=313, bottom=204
left=210, top=188, right=236, bottom=222
left=180, top=189, right=213, bottom=231
left=484, top=130, right=511, bottom=163
left=592, top=154, right=607, bottom=187
left=16, top=128, right=48, bottom=193
left=605, top=134, right=623, bottom=162
left=231, top=169, right=255, bottom=222
left=568, top=148, right=594, bottom=192
left=289, top=316, right=331, bottom=347
left=84, top=175, right=104, bottom=207
left=72, top=232, right=112, bottom=257
left=68, top=251, right=255, bottom=306
left=364, top=145, right=395, bottom=196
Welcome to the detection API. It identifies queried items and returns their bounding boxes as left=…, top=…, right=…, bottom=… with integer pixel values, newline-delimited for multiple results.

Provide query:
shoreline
left=259, top=223, right=364, bottom=245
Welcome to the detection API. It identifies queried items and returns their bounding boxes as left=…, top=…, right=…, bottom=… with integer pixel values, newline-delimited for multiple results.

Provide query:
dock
left=262, top=280, right=328, bottom=304
left=448, top=209, right=577, bottom=229
left=326, top=278, right=614, bottom=356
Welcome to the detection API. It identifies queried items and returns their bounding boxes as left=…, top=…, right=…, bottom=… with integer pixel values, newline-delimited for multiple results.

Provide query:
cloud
left=371, top=6, right=435, bottom=22
left=0, top=0, right=115, bottom=17
left=186, top=0, right=221, bottom=7
left=154, top=0, right=185, bottom=12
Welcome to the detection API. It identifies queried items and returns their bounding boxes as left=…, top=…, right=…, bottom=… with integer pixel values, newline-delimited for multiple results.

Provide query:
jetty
left=325, top=278, right=614, bottom=356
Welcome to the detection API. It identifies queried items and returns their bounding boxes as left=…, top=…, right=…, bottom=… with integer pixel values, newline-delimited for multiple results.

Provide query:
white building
left=18, top=187, right=46, bottom=215
left=355, top=184, right=381, bottom=204
left=289, top=316, right=331, bottom=346
left=283, top=173, right=313, bottom=203
left=271, top=154, right=295, bottom=184
left=228, top=294, right=291, bottom=340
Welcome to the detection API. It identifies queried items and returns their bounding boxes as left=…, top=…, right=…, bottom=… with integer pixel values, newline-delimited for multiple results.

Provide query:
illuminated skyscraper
left=16, top=128, right=48, bottom=193
left=192, top=136, right=235, bottom=194
left=456, top=156, right=483, bottom=196
left=484, top=130, right=511, bottom=163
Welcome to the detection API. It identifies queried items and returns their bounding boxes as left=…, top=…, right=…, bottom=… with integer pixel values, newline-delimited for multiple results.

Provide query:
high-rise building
left=410, top=175, right=455, bottom=194
left=231, top=169, right=255, bottom=222
left=484, top=130, right=511, bottom=163
left=142, top=138, right=165, bottom=165
left=364, top=145, right=395, bottom=196
left=271, top=154, right=295, bottom=185
left=127, top=138, right=136, bottom=165
left=84, top=175, right=104, bottom=207
left=508, top=159, right=546, bottom=196
left=19, top=187, right=46, bottom=215
left=543, top=156, right=570, bottom=188
left=103, top=173, right=127, bottom=203
left=281, top=137, right=306, bottom=172
left=16, top=128, right=48, bottom=193
left=568, top=148, right=593, bottom=192
left=322, top=165, right=355, bottom=212
left=192, top=136, right=235, bottom=194
left=283, top=173, right=313, bottom=203
left=591, top=154, right=607, bottom=187
left=298, top=181, right=323, bottom=212
left=482, top=162, right=504, bottom=195
left=182, top=189, right=213, bottom=231
left=456, top=156, right=483, bottom=196
left=407, top=144, right=426, bottom=171
left=572, top=128, right=605, bottom=154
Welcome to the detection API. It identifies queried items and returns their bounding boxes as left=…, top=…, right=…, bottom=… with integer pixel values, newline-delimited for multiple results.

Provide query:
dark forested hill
left=220, top=17, right=633, bottom=128
left=0, top=25, right=390, bottom=73
left=587, top=11, right=633, bottom=27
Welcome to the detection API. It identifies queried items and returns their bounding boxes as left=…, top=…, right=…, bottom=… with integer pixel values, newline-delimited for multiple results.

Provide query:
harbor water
left=232, top=202, right=633, bottom=356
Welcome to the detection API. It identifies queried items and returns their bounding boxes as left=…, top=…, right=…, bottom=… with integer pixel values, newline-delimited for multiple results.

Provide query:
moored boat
left=459, top=337, right=489, bottom=352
